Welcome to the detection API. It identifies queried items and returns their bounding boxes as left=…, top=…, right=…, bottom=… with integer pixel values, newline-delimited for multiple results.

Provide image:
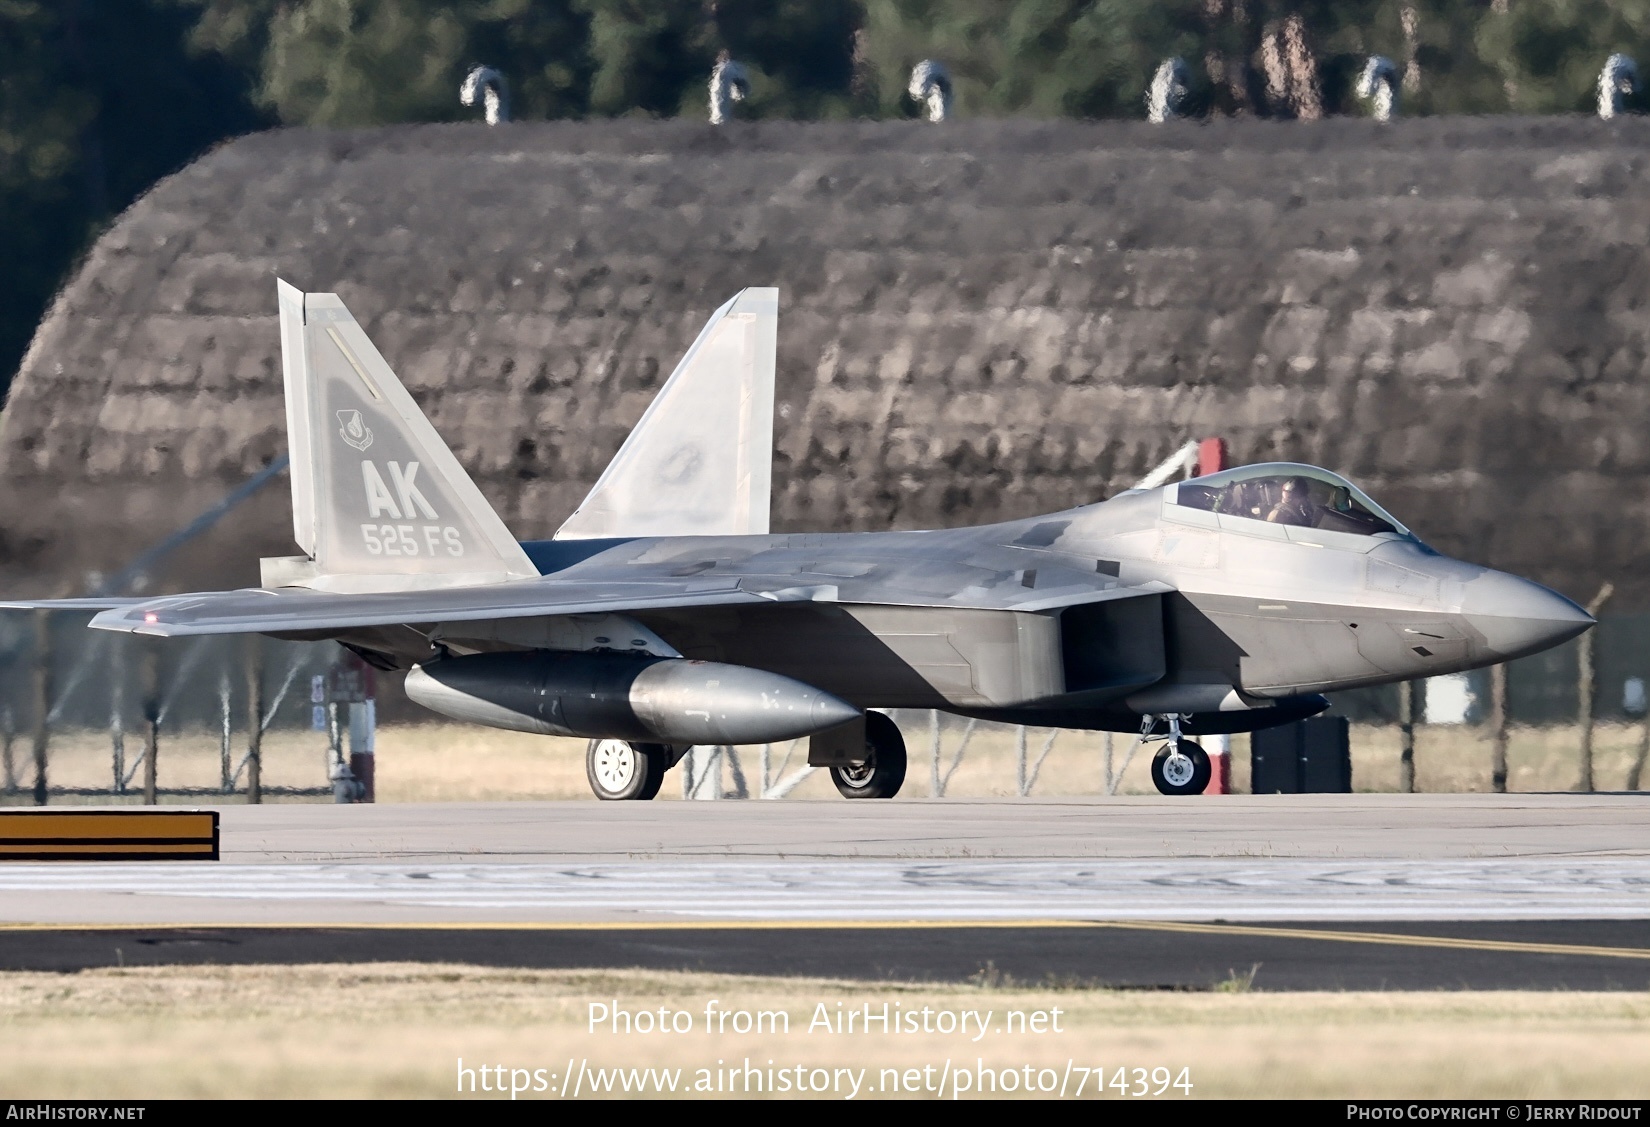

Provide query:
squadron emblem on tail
left=336, top=409, right=373, bottom=451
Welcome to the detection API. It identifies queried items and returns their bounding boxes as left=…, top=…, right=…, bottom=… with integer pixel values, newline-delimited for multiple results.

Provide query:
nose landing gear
left=1147, top=715, right=1213, bottom=797
left=1151, top=740, right=1212, bottom=796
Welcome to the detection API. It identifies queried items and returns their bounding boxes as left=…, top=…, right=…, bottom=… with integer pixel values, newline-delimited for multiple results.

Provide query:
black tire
left=1151, top=740, right=1212, bottom=796
left=586, top=739, right=670, bottom=801
left=830, top=711, right=907, bottom=799
left=635, top=750, right=667, bottom=800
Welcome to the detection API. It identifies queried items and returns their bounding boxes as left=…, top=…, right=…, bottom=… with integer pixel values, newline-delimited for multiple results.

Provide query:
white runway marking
left=2, top=859, right=1648, bottom=921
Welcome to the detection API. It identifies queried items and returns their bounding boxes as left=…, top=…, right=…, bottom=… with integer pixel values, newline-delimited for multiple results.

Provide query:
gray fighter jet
left=7, top=283, right=1592, bottom=800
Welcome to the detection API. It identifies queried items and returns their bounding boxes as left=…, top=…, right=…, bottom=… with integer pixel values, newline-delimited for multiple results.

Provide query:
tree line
left=4, top=0, right=1648, bottom=396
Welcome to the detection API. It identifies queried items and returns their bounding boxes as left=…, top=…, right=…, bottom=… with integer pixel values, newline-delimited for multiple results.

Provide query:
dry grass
left=0, top=721, right=1170, bottom=803
left=300, top=722, right=1175, bottom=802
left=0, top=964, right=1644, bottom=1099
left=1347, top=722, right=1648, bottom=794
left=3, top=717, right=1643, bottom=804
left=288, top=722, right=1178, bottom=803
left=364, top=717, right=1640, bottom=801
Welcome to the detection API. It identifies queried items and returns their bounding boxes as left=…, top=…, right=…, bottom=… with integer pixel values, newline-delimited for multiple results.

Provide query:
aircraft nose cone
left=1461, top=570, right=1593, bottom=661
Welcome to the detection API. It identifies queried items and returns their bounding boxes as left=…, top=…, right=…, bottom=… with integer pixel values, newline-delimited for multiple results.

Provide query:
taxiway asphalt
left=0, top=919, right=1647, bottom=990
left=1, top=795, right=1644, bottom=987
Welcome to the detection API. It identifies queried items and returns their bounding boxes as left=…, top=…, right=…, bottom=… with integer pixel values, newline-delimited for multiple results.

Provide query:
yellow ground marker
left=0, top=810, right=217, bottom=861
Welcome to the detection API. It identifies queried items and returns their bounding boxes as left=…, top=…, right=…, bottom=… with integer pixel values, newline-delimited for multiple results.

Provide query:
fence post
left=110, top=639, right=126, bottom=794
left=1, top=707, right=15, bottom=795
left=30, top=610, right=50, bottom=806
left=1398, top=680, right=1416, bottom=793
left=326, top=698, right=345, bottom=801
left=1490, top=663, right=1509, bottom=794
left=218, top=667, right=233, bottom=793
left=141, top=649, right=160, bottom=805
left=1577, top=582, right=1614, bottom=793
left=245, top=639, right=264, bottom=804
left=1630, top=717, right=1649, bottom=792
left=347, top=698, right=375, bottom=803
left=1015, top=726, right=1028, bottom=796
left=929, top=710, right=941, bottom=797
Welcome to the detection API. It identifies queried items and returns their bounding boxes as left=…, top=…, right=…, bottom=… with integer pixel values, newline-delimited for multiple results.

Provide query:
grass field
left=4, top=715, right=1644, bottom=803
left=0, top=964, right=1644, bottom=1099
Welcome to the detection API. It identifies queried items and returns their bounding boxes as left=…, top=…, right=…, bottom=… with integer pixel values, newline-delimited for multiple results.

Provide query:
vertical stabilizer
left=269, top=280, right=537, bottom=592
left=555, top=288, right=777, bottom=540
left=278, top=279, right=316, bottom=556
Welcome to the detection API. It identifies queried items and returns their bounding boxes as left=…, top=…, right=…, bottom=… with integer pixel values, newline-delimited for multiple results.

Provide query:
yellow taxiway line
left=0, top=918, right=1644, bottom=962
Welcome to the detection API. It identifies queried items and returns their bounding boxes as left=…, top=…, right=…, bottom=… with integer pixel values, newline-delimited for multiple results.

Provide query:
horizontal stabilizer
left=556, top=288, right=777, bottom=540
left=0, top=598, right=147, bottom=611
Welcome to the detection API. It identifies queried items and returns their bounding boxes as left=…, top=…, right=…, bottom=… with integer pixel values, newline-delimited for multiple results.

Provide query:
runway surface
left=175, top=793, right=1650, bottom=864
left=1, top=794, right=1646, bottom=926
left=2, top=795, right=1644, bottom=986
left=1, top=857, right=1647, bottom=924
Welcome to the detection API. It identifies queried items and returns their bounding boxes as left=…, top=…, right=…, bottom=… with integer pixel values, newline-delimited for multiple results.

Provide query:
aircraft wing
left=77, top=579, right=770, bottom=637
left=33, top=573, right=1170, bottom=639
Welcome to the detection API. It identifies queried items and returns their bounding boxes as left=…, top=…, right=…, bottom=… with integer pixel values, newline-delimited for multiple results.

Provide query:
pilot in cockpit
left=1176, top=466, right=1401, bottom=537
left=1265, top=476, right=1318, bottom=527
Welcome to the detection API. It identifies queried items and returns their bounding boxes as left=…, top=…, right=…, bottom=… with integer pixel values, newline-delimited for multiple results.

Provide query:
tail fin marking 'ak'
left=554, top=287, right=777, bottom=540
left=266, top=280, right=537, bottom=593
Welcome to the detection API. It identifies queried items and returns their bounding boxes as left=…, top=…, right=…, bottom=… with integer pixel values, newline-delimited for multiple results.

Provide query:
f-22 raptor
left=9, top=283, right=1592, bottom=800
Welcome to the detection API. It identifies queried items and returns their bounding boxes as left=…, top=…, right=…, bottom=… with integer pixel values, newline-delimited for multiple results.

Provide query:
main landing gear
left=585, top=739, right=678, bottom=801
left=584, top=714, right=910, bottom=801
left=1147, top=714, right=1212, bottom=797
left=828, top=710, right=907, bottom=800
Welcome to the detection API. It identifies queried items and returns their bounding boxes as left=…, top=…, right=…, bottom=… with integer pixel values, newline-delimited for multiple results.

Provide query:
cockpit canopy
left=1167, top=463, right=1408, bottom=538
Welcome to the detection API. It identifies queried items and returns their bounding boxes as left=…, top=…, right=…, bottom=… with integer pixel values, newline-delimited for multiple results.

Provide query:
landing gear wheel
left=830, top=712, right=907, bottom=800
left=586, top=739, right=670, bottom=800
left=1151, top=740, right=1211, bottom=796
